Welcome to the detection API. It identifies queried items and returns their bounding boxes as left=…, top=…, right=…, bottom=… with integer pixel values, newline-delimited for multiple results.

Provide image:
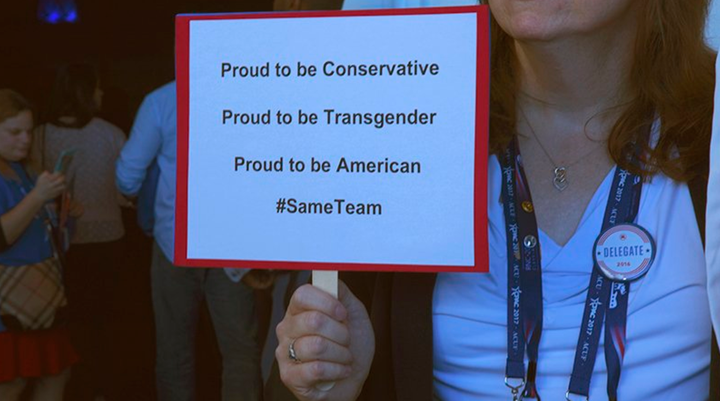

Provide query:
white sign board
left=175, top=6, right=489, bottom=273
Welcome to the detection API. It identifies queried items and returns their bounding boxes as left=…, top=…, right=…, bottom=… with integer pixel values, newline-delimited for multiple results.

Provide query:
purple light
left=45, top=10, right=62, bottom=24
left=65, top=10, right=77, bottom=22
left=38, top=0, right=79, bottom=24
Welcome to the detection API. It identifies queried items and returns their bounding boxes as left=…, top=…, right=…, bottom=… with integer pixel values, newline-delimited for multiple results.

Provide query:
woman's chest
left=430, top=159, right=711, bottom=399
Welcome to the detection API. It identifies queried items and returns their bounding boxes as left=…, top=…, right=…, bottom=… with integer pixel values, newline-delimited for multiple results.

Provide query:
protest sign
left=175, top=6, right=490, bottom=273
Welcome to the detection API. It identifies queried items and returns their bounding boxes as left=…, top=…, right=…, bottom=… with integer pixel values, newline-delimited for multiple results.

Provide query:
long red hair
left=488, top=0, right=716, bottom=180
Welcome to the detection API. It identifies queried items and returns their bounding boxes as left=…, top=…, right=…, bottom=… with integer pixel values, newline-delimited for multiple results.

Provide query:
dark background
left=1, top=0, right=273, bottom=131
left=1, top=1, right=272, bottom=400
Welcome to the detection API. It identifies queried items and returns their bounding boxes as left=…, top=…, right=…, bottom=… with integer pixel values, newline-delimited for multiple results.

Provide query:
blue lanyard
left=568, top=167, right=642, bottom=401
left=500, top=140, right=642, bottom=400
left=500, top=140, right=544, bottom=400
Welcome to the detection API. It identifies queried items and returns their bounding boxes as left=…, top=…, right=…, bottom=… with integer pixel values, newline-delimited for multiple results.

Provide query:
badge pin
left=523, top=235, right=537, bottom=249
left=593, top=223, right=655, bottom=282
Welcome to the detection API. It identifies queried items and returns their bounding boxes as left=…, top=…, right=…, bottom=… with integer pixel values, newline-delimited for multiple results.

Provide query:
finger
left=280, top=311, right=350, bottom=347
left=337, top=280, right=358, bottom=309
left=295, top=361, right=352, bottom=384
left=282, top=361, right=351, bottom=390
left=288, top=284, right=347, bottom=321
left=53, top=183, right=67, bottom=194
left=290, top=336, right=353, bottom=365
left=44, top=180, right=64, bottom=192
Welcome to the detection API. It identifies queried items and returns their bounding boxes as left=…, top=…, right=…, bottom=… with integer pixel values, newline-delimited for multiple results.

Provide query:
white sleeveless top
left=432, top=156, right=711, bottom=400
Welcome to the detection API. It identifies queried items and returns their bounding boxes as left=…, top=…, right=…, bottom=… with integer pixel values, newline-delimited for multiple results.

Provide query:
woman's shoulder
left=88, top=118, right=127, bottom=143
left=0, top=166, right=26, bottom=205
left=0, top=170, right=15, bottom=188
left=35, top=122, right=60, bottom=135
left=89, top=117, right=123, bottom=134
left=36, top=119, right=119, bottom=136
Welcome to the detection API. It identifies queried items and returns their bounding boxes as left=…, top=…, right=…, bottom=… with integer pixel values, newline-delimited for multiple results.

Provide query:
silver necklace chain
left=518, top=108, right=606, bottom=192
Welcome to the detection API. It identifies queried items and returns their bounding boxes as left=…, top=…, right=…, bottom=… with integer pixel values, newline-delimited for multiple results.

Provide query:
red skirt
left=0, top=326, right=79, bottom=383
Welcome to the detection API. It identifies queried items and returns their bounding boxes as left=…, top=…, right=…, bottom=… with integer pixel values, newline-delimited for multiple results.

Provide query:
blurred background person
left=116, top=81, right=262, bottom=401
left=0, top=89, right=77, bottom=401
left=33, top=62, right=127, bottom=401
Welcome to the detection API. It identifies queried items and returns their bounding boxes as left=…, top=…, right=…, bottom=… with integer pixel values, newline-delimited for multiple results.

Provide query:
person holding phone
left=0, top=89, right=79, bottom=401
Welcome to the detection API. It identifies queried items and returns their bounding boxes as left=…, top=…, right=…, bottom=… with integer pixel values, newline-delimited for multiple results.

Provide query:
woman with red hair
left=274, top=0, right=717, bottom=400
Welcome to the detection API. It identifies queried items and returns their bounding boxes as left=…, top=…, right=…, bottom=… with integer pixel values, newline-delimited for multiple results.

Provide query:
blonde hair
left=0, top=89, right=33, bottom=125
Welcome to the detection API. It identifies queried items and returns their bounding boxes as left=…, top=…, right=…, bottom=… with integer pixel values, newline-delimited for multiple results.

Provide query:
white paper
left=184, top=12, right=479, bottom=267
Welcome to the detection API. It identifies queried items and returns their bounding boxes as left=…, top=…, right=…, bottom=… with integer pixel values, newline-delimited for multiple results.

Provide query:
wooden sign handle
left=312, top=270, right=338, bottom=391
left=312, top=270, right=338, bottom=298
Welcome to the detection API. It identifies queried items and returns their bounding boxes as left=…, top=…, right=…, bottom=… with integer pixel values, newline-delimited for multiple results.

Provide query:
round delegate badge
left=593, top=223, right=655, bottom=282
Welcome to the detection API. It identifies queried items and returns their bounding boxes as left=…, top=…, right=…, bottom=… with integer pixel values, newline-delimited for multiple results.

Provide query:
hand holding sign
left=175, top=6, right=489, bottom=397
left=275, top=280, right=373, bottom=401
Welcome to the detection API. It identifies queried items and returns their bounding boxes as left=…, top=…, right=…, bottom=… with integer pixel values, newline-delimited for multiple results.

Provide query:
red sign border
left=175, top=6, right=490, bottom=273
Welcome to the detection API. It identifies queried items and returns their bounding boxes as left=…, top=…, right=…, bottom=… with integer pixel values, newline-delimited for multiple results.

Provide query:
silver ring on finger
left=288, top=338, right=302, bottom=363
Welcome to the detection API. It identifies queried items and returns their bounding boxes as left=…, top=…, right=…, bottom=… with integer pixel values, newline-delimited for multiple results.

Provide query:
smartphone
left=54, top=149, right=76, bottom=175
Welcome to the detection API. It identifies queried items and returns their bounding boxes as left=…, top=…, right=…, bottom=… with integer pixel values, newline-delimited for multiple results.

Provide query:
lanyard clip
left=565, top=391, right=589, bottom=401
left=505, top=377, right=526, bottom=401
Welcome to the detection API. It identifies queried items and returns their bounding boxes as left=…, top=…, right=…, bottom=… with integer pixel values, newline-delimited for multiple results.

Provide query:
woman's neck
left=513, top=21, right=637, bottom=131
left=511, top=26, right=639, bottom=245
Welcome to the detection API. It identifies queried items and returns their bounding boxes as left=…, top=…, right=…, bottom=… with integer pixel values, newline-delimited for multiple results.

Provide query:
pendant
left=553, top=167, right=568, bottom=191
